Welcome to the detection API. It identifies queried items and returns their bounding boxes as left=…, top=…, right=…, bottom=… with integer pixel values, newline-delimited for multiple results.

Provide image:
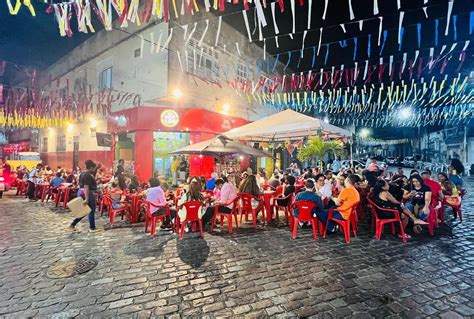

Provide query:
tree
left=297, top=136, right=344, bottom=167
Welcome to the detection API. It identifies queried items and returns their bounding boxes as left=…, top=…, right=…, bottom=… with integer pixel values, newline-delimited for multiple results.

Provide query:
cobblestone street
left=0, top=180, right=473, bottom=318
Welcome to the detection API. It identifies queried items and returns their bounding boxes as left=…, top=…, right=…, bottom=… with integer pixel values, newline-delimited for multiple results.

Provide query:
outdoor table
left=263, top=191, right=276, bottom=223
left=54, top=183, right=72, bottom=207
left=40, top=183, right=51, bottom=203
left=126, top=193, right=143, bottom=223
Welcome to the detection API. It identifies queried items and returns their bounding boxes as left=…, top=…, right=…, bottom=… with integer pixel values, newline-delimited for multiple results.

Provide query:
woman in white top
left=314, top=173, right=332, bottom=202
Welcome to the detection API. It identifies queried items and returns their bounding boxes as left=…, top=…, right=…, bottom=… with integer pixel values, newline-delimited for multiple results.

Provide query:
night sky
left=0, top=1, right=93, bottom=69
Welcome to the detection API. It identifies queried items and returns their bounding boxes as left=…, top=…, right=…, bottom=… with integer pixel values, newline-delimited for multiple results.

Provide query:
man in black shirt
left=391, top=167, right=407, bottom=183
left=69, top=160, right=102, bottom=232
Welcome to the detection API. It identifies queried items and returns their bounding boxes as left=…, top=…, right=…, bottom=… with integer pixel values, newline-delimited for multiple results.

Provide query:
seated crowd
left=11, top=157, right=466, bottom=240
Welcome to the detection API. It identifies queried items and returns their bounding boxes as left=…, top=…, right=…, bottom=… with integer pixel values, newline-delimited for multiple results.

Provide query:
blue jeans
left=315, top=209, right=345, bottom=231
left=405, top=202, right=429, bottom=221
left=71, top=193, right=96, bottom=230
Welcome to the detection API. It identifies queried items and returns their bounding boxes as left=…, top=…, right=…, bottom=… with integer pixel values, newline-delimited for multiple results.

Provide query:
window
left=237, top=63, right=249, bottom=82
left=56, top=133, right=66, bottom=152
left=59, top=87, right=67, bottom=101
left=186, top=39, right=220, bottom=80
left=134, top=48, right=141, bottom=58
left=41, top=137, right=48, bottom=152
left=99, top=67, right=113, bottom=90
left=262, top=76, right=274, bottom=93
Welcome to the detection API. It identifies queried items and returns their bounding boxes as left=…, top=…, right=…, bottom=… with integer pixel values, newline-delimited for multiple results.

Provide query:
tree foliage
left=297, top=136, right=344, bottom=163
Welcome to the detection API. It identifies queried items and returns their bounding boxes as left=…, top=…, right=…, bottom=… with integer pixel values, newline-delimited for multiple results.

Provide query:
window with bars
left=236, top=63, right=249, bottom=82
left=41, top=137, right=48, bottom=153
left=186, top=39, right=220, bottom=80
left=56, top=133, right=66, bottom=152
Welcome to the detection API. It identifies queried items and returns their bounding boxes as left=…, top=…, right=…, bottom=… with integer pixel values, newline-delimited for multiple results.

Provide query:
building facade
left=36, top=11, right=277, bottom=181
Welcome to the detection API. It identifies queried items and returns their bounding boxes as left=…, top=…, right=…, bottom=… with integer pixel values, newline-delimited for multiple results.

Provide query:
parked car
left=341, top=160, right=365, bottom=170
left=386, top=157, right=397, bottom=165
left=402, top=156, right=416, bottom=168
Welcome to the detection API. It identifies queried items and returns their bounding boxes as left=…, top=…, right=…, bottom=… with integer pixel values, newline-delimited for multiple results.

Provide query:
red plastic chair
left=40, top=184, right=51, bottom=203
left=275, top=185, right=283, bottom=196
left=45, top=184, right=62, bottom=203
left=322, top=204, right=359, bottom=243
left=367, top=198, right=406, bottom=243
left=15, top=179, right=25, bottom=196
left=103, top=195, right=130, bottom=225
left=271, top=193, right=294, bottom=226
left=178, top=201, right=204, bottom=240
left=62, top=187, right=76, bottom=209
left=143, top=200, right=172, bottom=237
left=238, top=193, right=265, bottom=227
left=427, top=203, right=440, bottom=236
left=442, top=196, right=462, bottom=222
left=291, top=201, right=323, bottom=240
left=211, top=197, right=240, bottom=234
left=204, top=190, right=214, bottom=196
left=263, top=184, right=276, bottom=191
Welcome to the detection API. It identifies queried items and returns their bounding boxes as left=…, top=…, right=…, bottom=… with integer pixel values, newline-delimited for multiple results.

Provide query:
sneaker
left=89, top=227, right=104, bottom=233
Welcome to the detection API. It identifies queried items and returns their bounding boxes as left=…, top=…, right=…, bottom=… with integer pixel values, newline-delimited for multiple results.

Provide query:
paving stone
left=109, top=298, right=134, bottom=309
left=439, top=311, right=465, bottom=319
left=154, top=305, right=179, bottom=315
left=232, top=304, right=252, bottom=315
left=202, top=302, right=225, bottom=313
left=455, top=305, right=474, bottom=316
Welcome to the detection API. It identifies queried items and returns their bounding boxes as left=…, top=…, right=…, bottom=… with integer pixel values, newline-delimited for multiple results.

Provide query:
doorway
left=73, top=136, right=80, bottom=169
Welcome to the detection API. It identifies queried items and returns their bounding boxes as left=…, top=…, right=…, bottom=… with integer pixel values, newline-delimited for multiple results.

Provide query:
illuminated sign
left=160, top=110, right=179, bottom=128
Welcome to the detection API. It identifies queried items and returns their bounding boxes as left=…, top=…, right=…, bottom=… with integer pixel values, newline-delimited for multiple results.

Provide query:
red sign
left=3, top=144, right=29, bottom=153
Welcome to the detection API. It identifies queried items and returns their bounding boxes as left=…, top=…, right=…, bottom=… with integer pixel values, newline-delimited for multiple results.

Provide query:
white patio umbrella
left=170, top=135, right=273, bottom=158
left=223, top=109, right=351, bottom=142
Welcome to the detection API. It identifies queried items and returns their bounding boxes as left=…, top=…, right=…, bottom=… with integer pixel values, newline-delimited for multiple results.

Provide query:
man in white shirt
left=27, top=163, right=43, bottom=201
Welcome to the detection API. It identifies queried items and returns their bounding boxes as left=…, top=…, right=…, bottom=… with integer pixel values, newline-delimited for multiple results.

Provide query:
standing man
left=171, top=156, right=180, bottom=186
left=27, top=163, right=43, bottom=201
left=69, top=160, right=102, bottom=232
left=115, top=159, right=125, bottom=178
left=332, top=156, right=341, bottom=173
left=178, top=156, right=188, bottom=183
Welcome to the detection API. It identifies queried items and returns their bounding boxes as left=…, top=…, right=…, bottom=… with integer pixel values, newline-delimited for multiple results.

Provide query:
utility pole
left=464, top=125, right=468, bottom=165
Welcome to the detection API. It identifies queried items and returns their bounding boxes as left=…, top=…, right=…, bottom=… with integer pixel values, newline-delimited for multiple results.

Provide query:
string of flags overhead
left=6, top=0, right=471, bottom=43
left=227, top=40, right=471, bottom=95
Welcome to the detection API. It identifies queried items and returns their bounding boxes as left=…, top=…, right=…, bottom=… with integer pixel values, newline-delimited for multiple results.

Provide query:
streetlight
left=172, top=88, right=183, bottom=98
left=399, top=107, right=413, bottom=120
left=90, top=117, right=97, bottom=137
left=358, top=128, right=371, bottom=156
left=359, top=128, right=371, bottom=138
left=222, top=103, right=231, bottom=113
